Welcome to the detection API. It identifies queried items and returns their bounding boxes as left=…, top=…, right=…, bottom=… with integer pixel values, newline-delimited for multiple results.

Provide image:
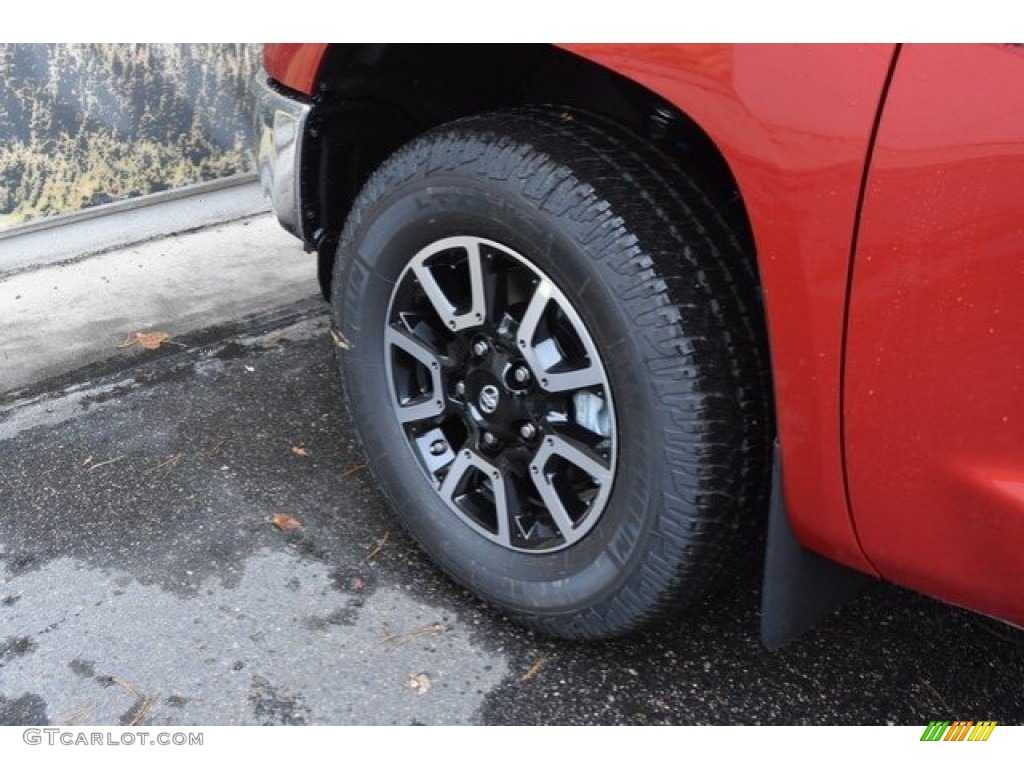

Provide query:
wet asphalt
left=1, top=301, right=1022, bottom=726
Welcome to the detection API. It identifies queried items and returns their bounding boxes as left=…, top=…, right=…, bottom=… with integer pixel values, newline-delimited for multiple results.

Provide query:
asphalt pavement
left=1, top=213, right=1023, bottom=726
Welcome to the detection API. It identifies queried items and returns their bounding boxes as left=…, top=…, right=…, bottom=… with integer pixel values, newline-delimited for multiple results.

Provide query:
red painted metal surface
left=845, top=44, right=1024, bottom=625
left=563, top=44, right=896, bottom=574
left=263, top=43, right=328, bottom=95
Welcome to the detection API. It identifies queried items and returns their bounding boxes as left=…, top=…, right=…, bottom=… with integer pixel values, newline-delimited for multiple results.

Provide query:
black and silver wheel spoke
left=517, top=277, right=604, bottom=393
left=385, top=326, right=445, bottom=424
left=410, top=236, right=488, bottom=332
left=386, top=235, right=617, bottom=553
left=529, top=435, right=612, bottom=545
left=439, top=449, right=515, bottom=547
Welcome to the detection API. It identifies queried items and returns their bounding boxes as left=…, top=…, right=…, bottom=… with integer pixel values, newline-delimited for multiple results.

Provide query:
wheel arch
left=300, top=44, right=756, bottom=306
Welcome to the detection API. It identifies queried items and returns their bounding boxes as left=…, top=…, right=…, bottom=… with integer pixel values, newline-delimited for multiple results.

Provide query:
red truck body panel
left=846, top=44, right=1024, bottom=625
left=264, top=43, right=327, bottom=95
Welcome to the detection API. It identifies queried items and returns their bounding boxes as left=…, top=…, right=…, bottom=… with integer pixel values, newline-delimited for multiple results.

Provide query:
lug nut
left=512, top=365, right=531, bottom=384
left=482, top=431, right=498, bottom=447
left=455, top=381, right=466, bottom=397
left=519, top=423, right=537, bottom=440
left=472, top=340, right=490, bottom=357
left=429, top=439, right=448, bottom=456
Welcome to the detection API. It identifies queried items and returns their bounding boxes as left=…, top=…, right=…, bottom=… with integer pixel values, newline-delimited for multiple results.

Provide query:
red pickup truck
left=253, top=44, right=1024, bottom=644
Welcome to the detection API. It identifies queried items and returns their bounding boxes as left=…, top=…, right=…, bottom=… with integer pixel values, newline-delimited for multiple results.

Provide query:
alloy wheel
left=384, top=236, right=617, bottom=553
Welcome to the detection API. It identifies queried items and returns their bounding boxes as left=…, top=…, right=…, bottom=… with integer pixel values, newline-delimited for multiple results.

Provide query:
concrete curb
left=0, top=212, right=319, bottom=398
left=0, top=176, right=270, bottom=278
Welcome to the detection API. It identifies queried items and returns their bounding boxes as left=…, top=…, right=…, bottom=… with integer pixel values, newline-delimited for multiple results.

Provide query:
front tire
left=332, top=107, right=772, bottom=639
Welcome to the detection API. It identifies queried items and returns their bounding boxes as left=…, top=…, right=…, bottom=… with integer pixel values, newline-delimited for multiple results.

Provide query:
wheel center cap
left=478, top=384, right=501, bottom=414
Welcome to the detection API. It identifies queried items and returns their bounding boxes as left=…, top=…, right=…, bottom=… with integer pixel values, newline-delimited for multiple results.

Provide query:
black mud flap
left=760, top=442, right=874, bottom=649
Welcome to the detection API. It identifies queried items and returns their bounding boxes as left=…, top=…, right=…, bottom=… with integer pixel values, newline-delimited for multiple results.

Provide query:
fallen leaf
left=59, top=700, right=98, bottom=725
left=340, top=463, right=367, bottom=478
left=111, top=677, right=142, bottom=700
left=202, top=439, right=226, bottom=458
left=137, top=332, right=170, bottom=350
left=87, top=455, right=124, bottom=472
left=108, top=675, right=157, bottom=726
left=520, top=653, right=550, bottom=683
left=143, top=453, right=182, bottom=475
left=407, top=672, right=432, bottom=695
left=364, top=531, right=390, bottom=564
left=119, top=331, right=171, bottom=350
left=329, top=327, right=351, bottom=350
left=382, top=622, right=447, bottom=646
left=291, top=445, right=311, bottom=457
left=271, top=513, right=303, bottom=532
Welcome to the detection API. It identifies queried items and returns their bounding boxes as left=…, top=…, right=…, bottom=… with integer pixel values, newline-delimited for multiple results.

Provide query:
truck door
left=845, top=44, right=1024, bottom=625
